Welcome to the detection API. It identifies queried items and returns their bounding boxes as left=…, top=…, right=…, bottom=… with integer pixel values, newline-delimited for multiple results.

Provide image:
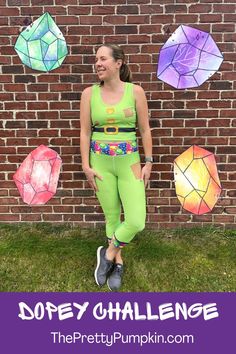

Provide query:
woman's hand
left=141, top=163, right=152, bottom=188
left=83, top=166, right=103, bottom=192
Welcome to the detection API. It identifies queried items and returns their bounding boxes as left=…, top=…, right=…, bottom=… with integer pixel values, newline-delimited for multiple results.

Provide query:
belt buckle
left=104, top=125, right=118, bottom=135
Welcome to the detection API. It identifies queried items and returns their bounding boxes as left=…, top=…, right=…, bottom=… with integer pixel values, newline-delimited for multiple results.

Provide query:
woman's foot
left=107, top=263, right=124, bottom=291
left=94, top=246, right=114, bottom=286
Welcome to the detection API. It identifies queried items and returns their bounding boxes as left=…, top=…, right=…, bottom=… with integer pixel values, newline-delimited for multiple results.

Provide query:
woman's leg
left=113, top=152, right=146, bottom=245
left=115, top=249, right=123, bottom=264
left=106, top=151, right=146, bottom=290
left=107, top=238, right=123, bottom=264
left=90, top=152, right=122, bottom=240
left=91, top=151, right=146, bottom=290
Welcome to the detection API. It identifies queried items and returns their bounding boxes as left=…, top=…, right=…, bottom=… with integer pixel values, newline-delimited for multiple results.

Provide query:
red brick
left=37, top=75, right=60, bottom=83
left=0, top=214, right=20, bottom=221
left=197, top=110, right=219, bottom=118
left=213, top=215, right=234, bottom=223
left=92, top=6, right=115, bottom=15
left=175, top=14, right=199, bottom=23
left=68, top=6, right=90, bottom=15
left=189, top=4, right=212, bottom=13
left=220, top=110, right=236, bottom=118
left=200, top=14, right=222, bottom=22
left=0, top=93, right=13, bottom=101
left=197, top=91, right=219, bottom=99
left=80, top=0, right=101, bottom=3
left=70, top=31, right=90, bottom=40
left=27, top=102, right=48, bottom=110
left=213, top=4, right=235, bottom=13
left=49, top=84, right=72, bottom=92
left=209, top=101, right=232, bottom=108
left=15, top=112, right=36, bottom=120
left=80, top=16, right=102, bottom=25
left=55, top=0, right=77, bottom=3
left=4, top=84, right=25, bottom=91
left=37, top=111, right=58, bottom=119
left=0, top=197, right=18, bottom=204
left=186, top=101, right=208, bottom=109
left=6, top=138, right=27, bottom=146
left=208, top=119, right=230, bottom=127
left=5, top=102, right=26, bottom=110
left=38, top=130, right=59, bottom=137
left=5, top=121, right=26, bottom=129
left=212, top=24, right=235, bottom=33
left=0, top=26, right=18, bottom=35
left=51, top=121, right=70, bottom=128
left=49, top=102, right=71, bottom=110
left=38, top=93, right=60, bottom=101
left=64, top=214, right=83, bottom=221
left=174, top=110, right=195, bottom=119
left=0, top=7, right=19, bottom=15
left=43, top=214, right=63, bottom=221
left=185, top=120, right=207, bottom=127
left=207, top=138, right=228, bottom=145
left=15, top=93, right=37, bottom=101
left=173, top=129, right=194, bottom=136
left=28, top=84, right=49, bottom=92
left=224, top=14, right=236, bottom=22
left=28, top=138, right=49, bottom=146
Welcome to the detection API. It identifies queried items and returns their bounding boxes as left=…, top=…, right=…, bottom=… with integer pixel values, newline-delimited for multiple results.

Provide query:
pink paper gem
left=13, top=145, right=62, bottom=205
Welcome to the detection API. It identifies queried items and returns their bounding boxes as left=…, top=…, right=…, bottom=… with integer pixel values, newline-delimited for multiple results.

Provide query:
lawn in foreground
left=0, top=223, right=235, bottom=292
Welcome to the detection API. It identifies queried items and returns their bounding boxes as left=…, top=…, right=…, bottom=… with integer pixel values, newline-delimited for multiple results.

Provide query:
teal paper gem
left=14, top=12, right=68, bottom=72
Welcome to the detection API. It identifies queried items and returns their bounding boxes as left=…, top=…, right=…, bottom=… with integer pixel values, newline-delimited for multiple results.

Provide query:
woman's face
left=95, top=46, right=122, bottom=81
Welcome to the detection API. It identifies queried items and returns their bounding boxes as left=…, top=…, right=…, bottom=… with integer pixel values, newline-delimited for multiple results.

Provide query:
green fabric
left=90, top=82, right=137, bottom=142
left=90, top=151, right=146, bottom=244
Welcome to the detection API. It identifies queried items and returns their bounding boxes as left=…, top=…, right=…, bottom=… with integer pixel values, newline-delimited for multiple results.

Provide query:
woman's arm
left=134, top=84, right=153, bottom=160
left=80, top=86, right=92, bottom=170
left=134, top=84, right=153, bottom=188
left=79, top=86, right=103, bottom=191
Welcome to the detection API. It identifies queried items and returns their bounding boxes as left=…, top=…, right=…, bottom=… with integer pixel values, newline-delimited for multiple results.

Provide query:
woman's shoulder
left=82, top=85, right=93, bottom=95
left=81, top=85, right=98, bottom=99
left=132, top=83, right=146, bottom=100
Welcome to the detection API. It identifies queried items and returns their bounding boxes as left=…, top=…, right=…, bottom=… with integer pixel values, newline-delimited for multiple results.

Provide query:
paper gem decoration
left=14, top=12, right=68, bottom=72
left=13, top=145, right=62, bottom=205
left=157, top=25, right=224, bottom=89
left=174, top=145, right=222, bottom=215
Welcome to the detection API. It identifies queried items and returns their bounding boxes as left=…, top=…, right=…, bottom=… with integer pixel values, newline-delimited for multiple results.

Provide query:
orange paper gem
left=174, top=145, right=222, bottom=215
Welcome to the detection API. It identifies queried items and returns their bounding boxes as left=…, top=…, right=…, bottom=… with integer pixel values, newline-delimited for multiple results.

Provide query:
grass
left=0, top=223, right=236, bottom=292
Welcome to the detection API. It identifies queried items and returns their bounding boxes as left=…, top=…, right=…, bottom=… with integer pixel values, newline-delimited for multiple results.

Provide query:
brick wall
left=0, top=0, right=235, bottom=229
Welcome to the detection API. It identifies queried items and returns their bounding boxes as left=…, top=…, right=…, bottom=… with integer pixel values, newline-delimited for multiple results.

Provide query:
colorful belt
left=90, top=140, right=138, bottom=156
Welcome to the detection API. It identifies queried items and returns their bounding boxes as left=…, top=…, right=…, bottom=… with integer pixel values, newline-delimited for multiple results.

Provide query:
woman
left=80, top=44, right=153, bottom=291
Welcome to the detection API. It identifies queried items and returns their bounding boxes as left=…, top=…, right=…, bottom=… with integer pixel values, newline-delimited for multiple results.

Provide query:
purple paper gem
left=157, top=25, right=224, bottom=89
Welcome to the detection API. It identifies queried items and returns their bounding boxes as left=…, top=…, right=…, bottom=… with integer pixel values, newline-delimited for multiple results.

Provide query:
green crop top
left=90, top=82, right=137, bottom=141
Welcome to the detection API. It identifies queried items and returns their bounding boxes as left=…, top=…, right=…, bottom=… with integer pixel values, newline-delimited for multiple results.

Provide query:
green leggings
left=90, top=150, right=146, bottom=246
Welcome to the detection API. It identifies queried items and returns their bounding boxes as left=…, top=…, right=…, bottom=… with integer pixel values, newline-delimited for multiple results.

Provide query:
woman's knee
left=127, top=219, right=145, bottom=233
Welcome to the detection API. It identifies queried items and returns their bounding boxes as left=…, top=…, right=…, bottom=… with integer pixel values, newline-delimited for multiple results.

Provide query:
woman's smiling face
left=95, top=46, right=122, bottom=81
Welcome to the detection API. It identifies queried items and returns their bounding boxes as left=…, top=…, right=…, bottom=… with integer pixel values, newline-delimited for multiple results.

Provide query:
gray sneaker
left=94, top=246, right=114, bottom=286
left=107, top=263, right=124, bottom=291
